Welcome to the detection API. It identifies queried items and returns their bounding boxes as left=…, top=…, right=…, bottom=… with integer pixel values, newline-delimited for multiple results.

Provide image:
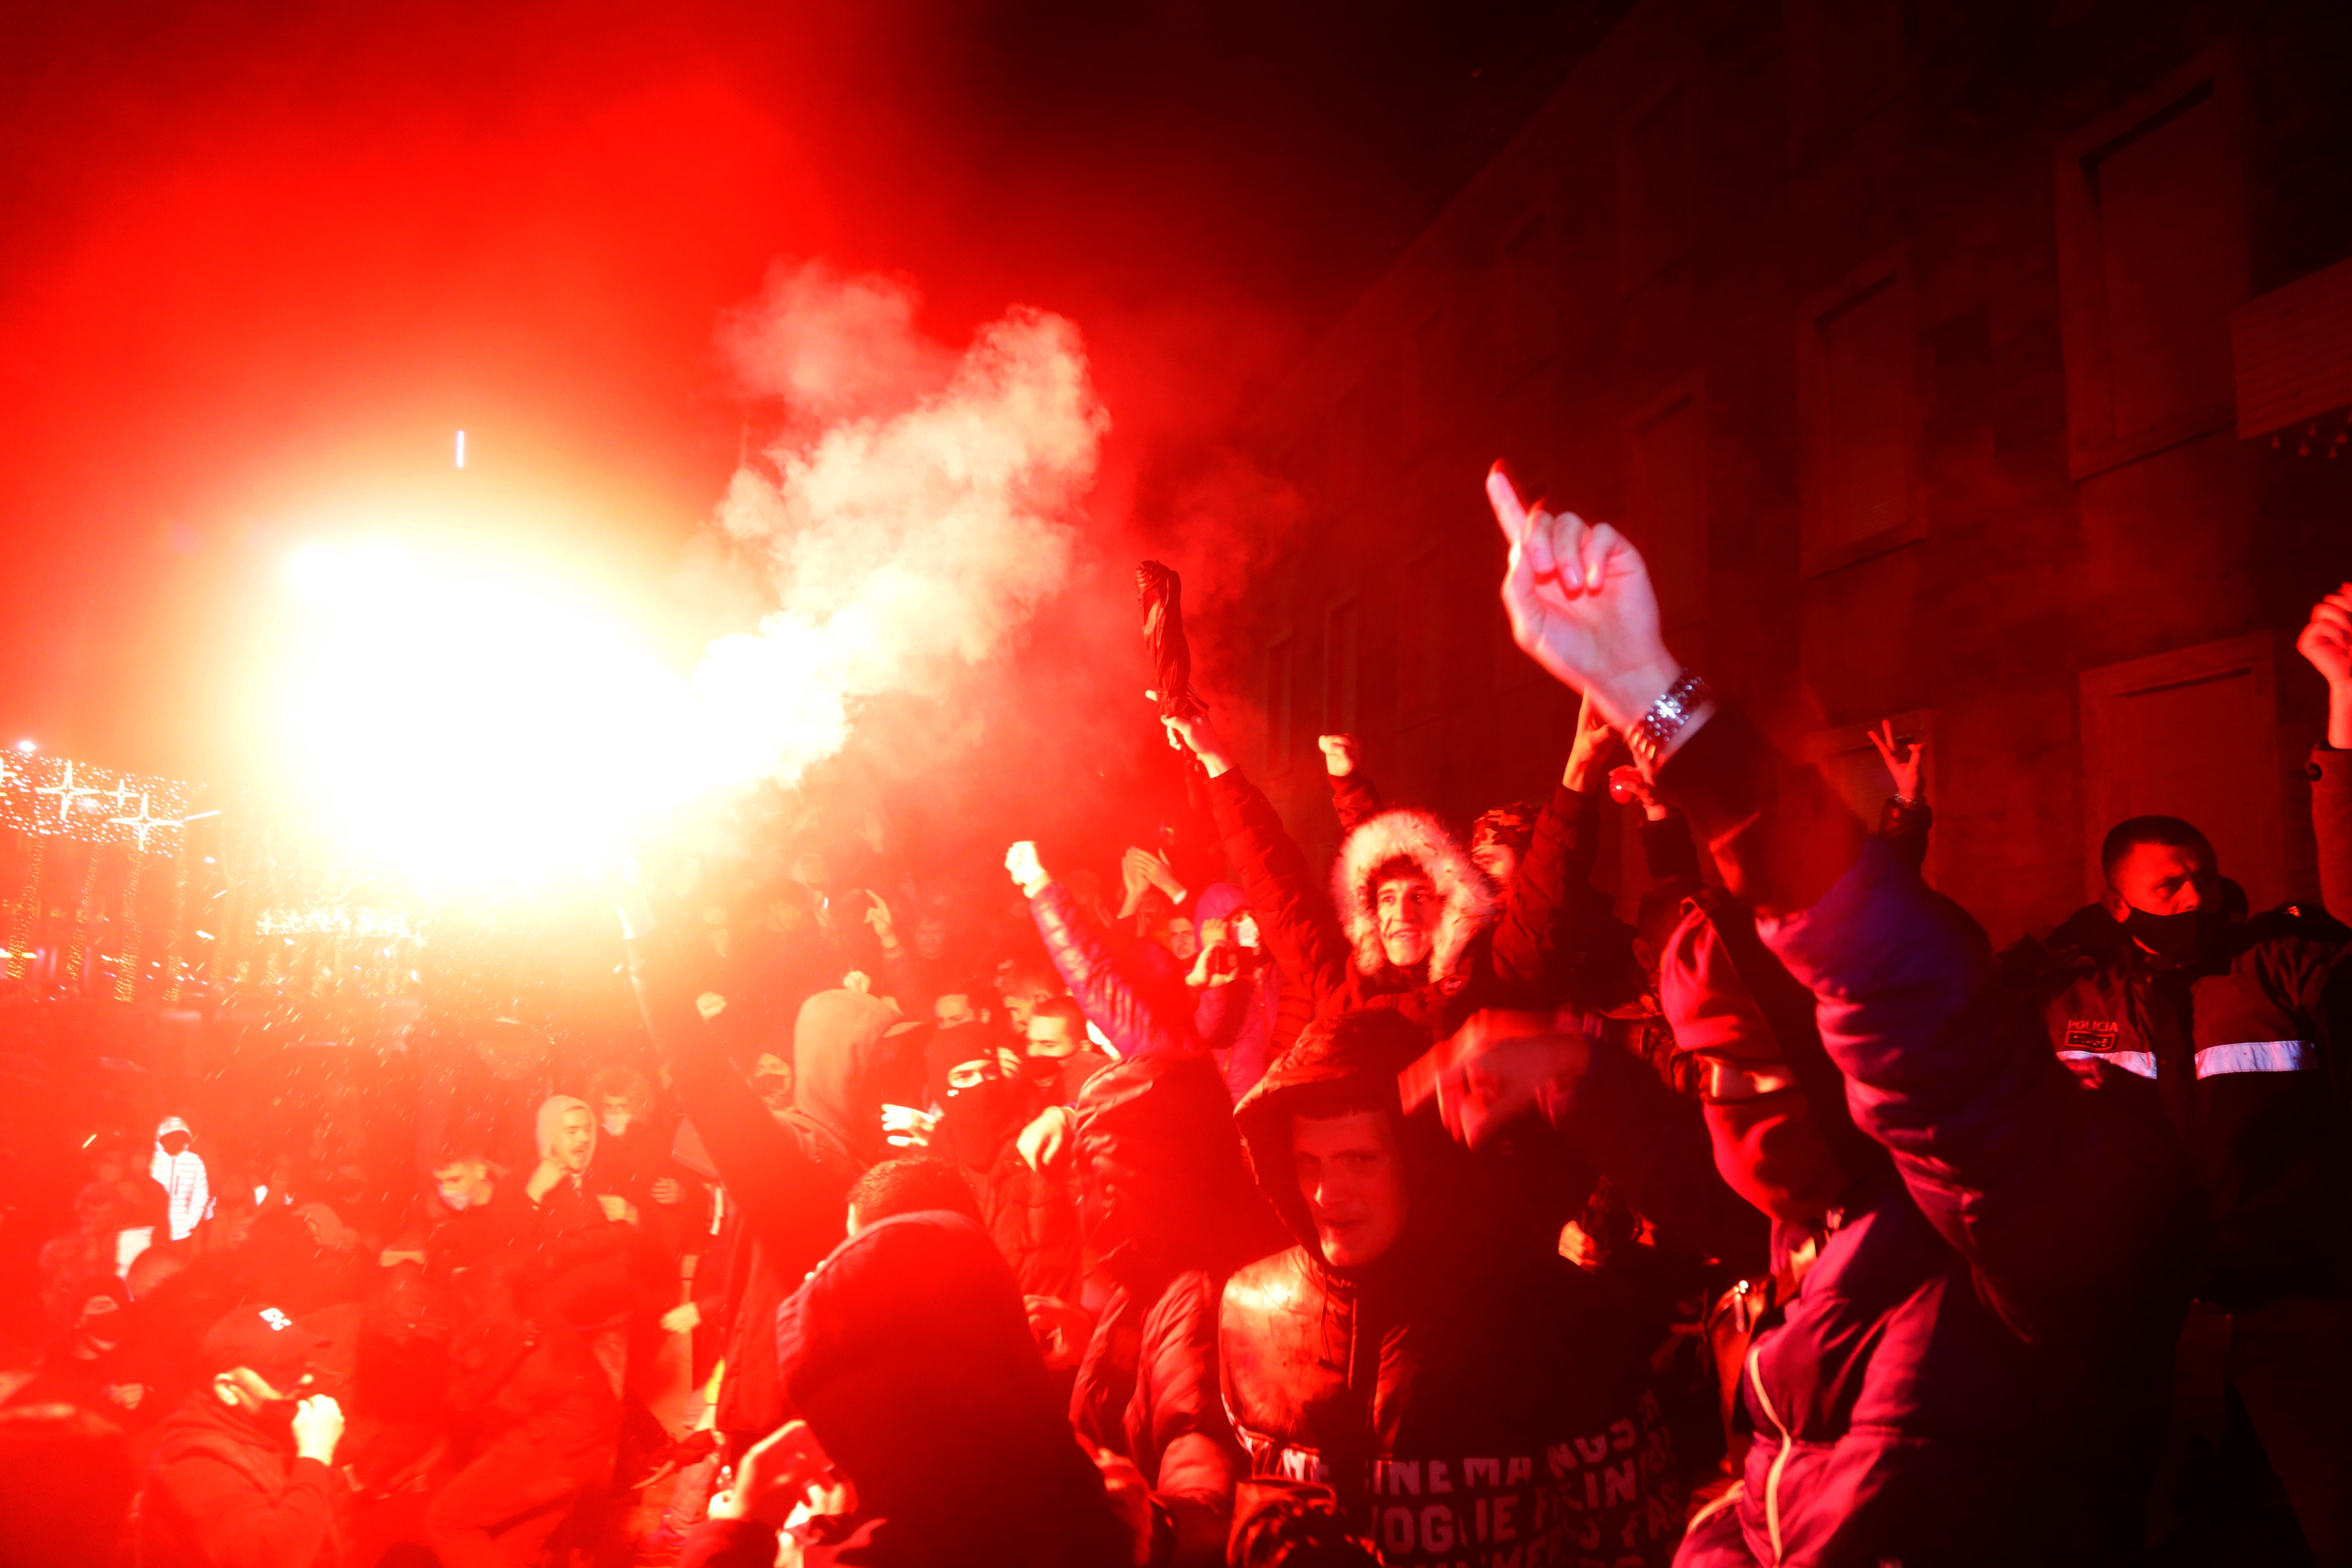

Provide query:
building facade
left=1235, top=0, right=2352, bottom=946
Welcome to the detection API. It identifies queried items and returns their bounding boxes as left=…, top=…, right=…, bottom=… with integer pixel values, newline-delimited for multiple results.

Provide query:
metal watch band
left=1629, top=670, right=1712, bottom=765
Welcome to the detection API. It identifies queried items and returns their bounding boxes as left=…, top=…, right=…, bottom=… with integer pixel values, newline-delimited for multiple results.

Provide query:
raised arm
left=1318, top=734, right=1388, bottom=835
left=2299, top=585, right=2352, bottom=921
left=865, top=892, right=935, bottom=1020
left=619, top=898, right=842, bottom=1265
left=1164, top=713, right=1353, bottom=1008
left=1488, top=693, right=1629, bottom=1000
left=1484, top=461, right=2190, bottom=1342
left=1632, top=629, right=2182, bottom=1345
left=1866, top=720, right=1932, bottom=876
left=1011, top=844, right=1200, bottom=1062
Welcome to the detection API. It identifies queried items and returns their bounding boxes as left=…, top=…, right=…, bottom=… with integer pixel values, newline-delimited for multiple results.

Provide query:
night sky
left=0, top=0, right=1625, bottom=784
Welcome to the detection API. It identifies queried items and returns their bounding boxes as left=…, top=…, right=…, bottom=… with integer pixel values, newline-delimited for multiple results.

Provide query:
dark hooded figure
left=1221, top=1008, right=1680, bottom=1568
left=623, top=910, right=925, bottom=1451
left=775, top=1212, right=1132, bottom=1568
left=1624, top=704, right=2193, bottom=1568
left=1067, top=1052, right=1289, bottom=1565
left=926, top=1020, right=1084, bottom=1303
left=793, top=990, right=926, bottom=1171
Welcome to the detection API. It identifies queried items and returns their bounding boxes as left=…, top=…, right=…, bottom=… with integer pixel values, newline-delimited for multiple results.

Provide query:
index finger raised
left=1486, top=463, right=1531, bottom=544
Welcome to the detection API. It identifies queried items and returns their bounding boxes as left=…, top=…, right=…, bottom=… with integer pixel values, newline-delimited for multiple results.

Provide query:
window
left=1265, top=636, right=1294, bottom=775
left=2233, top=255, right=2352, bottom=439
left=1323, top=600, right=1360, bottom=736
left=1797, top=260, right=1920, bottom=574
left=1499, top=216, right=1553, bottom=370
left=2079, top=632, right=2283, bottom=911
left=2055, top=58, right=2248, bottom=477
left=1620, top=85, right=1696, bottom=287
left=1628, top=383, right=1708, bottom=629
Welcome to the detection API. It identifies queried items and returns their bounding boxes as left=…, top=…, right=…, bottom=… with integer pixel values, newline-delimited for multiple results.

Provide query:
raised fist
left=1160, top=712, right=1234, bottom=777
left=1004, top=842, right=1049, bottom=898
left=2299, top=583, right=2352, bottom=687
left=1317, top=734, right=1360, bottom=777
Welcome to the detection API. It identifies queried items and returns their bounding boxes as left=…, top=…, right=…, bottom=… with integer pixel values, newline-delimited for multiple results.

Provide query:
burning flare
left=278, top=266, right=1106, bottom=887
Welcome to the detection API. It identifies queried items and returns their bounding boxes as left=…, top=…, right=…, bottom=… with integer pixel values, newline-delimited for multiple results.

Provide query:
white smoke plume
left=688, top=262, right=1109, bottom=789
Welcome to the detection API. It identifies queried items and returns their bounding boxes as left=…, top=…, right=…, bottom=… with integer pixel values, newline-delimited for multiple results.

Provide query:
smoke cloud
left=688, top=262, right=1108, bottom=790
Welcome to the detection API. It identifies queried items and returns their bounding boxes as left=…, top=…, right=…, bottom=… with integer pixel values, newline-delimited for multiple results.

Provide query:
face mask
left=1703, top=1087, right=1848, bottom=1224
left=1234, top=915, right=1260, bottom=951
left=600, top=1113, right=631, bottom=1137
left=938, top=1077, right=1022, bottom=1171
left=438, top=1186, right=472, bottom=1212
left=2123, top=906, right=2206, bottom=962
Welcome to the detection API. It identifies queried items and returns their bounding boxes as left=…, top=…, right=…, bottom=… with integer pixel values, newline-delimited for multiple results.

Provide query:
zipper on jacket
left=1746, top=1344, right=1794, bottom=1564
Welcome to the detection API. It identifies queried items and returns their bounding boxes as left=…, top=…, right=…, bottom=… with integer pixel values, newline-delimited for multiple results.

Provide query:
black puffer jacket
left=1067, top=1053, right=1287, bottom=1566
left=777, top=1212, right=1130, bottom=1568
left=1219, top=1009, right=1682, bottom=1568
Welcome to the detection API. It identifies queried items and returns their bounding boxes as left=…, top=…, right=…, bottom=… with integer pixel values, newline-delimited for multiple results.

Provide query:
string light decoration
left=0, top=755, right=191, bottom=852
left=0, top=754, right=194, bottom=999
left=0, top=748, right=641, bottom=1058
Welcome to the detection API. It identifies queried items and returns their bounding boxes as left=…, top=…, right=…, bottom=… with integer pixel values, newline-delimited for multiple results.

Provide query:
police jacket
left=2009, top=745, right=2352, bottom=1310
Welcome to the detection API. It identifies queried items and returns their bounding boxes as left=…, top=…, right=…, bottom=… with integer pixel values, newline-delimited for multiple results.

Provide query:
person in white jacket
left=151, top=1116, right=211, bottom=1242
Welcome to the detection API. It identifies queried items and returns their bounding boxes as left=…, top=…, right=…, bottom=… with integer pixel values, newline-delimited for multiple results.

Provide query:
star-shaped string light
left=110, top=792, right=182, bottom=857
left=31, top=761, right=102, bottom=835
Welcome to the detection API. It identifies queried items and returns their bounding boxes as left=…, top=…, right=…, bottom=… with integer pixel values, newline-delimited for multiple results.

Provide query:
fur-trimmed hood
left=1333, top=807, right=1500, bottom=982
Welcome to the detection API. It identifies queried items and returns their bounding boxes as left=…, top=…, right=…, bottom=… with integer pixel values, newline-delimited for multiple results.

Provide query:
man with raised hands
left=1412, top=466, right=2197, bottom=1567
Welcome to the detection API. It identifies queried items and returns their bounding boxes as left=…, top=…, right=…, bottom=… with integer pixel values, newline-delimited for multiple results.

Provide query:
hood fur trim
left=1332, top=808, right=1499, bottom=981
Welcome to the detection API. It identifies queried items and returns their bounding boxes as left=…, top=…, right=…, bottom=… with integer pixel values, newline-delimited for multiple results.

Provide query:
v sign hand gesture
left=1864, top=720, right=1925, bottom=804
left=1489, top=464, right=1682, bottom=734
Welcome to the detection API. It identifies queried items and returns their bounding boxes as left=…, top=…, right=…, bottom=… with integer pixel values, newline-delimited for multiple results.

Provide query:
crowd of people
left=7, top=464, right=2352, bottom=1568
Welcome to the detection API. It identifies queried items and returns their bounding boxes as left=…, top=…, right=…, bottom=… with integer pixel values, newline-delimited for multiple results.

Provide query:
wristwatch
left=1628, top=670, right=1713, bottom=768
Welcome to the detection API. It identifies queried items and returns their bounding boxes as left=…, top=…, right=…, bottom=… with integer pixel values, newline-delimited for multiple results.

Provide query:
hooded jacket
left=1207, top=766, right=1613, bottom=1050
left=926, top=1019, right=1087, bottom=1303
left=776, top=1212, right=1130, bottom=1567
left=1220, top=1009, right=1681, bottom=1568
left=1657, top=706, right=2195, bottom=1568
left=135, top=1390, right=341, bottom=1568
left=2003, top=749, right=2352, bottom=1311
left=151, top=1118, right=210, bottom=1244
left=1329, top=770, right=1645, bottom=1015
left=519, top=1095, right=635, bottom=1332
left=794, top=989, right=925, bottom=1169
left=624, top=929, right=893, bottom=1439
left=1066, top=1053, right=1287, bottom=1566
left=1192, top=882, right=1279, bottom=1104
